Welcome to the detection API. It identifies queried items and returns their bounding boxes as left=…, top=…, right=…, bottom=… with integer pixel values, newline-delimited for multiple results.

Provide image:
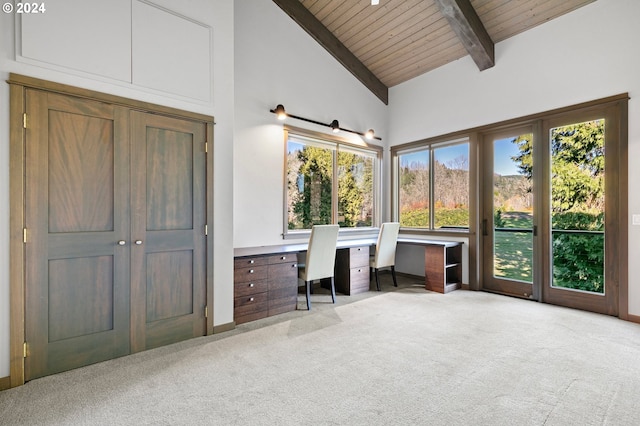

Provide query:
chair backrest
left=372, top=222, right=400, bottom=268
left=303, top=224, right=340, bottom=282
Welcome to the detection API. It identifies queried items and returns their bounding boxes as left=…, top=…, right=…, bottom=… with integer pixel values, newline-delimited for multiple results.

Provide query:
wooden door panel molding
left=48, top=110, right=115, bottom=233
left=146, top=250, right=194, bottom=323
left=145, top=127, right=194, bottom=231
left=48, top=255, right=115, bottom=341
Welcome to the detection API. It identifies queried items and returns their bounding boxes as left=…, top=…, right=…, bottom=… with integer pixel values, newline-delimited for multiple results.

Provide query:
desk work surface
left=233, top=237, right=462, bottom=258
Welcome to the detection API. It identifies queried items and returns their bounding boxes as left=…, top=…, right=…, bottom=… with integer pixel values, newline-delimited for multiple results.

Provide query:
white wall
left=233, top=0, right=389, bottom=248
left=0, top=0, right=235, bottom=378
left=388, top=0, right=640, bottom=313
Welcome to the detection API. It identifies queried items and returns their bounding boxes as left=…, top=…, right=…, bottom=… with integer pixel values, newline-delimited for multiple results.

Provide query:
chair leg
left=375, top=268, right=381, bottom=291
left=330, top=276, right=336, bottom=304
left=391, top=266, right=398, bottom=287
left=306, top=280, right=311, bottom=310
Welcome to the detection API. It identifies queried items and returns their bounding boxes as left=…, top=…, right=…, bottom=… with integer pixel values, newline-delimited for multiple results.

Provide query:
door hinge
left=205, top=306, right=208, bottom=318
left=205, top=224, right=208, bottom=236
left=23, top=228, right=27, bottom=243
left=23, top=113, right=27, bottom=129
left=205, top=142, right=208, bottom=153
left=23, top=342, right=28, bottom=358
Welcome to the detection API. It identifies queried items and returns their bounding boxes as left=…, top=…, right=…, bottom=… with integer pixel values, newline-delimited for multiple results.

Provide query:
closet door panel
left=24, top=91, right=130, bottom=380
left=130, top=111, right=207, bottom=352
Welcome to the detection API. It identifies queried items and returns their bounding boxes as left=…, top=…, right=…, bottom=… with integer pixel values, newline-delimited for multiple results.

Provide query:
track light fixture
left=365, top=129, right=375, bottom=140
left=269, top=104, right=382, bottom=141
left=274, top=104, right=287, bottom=120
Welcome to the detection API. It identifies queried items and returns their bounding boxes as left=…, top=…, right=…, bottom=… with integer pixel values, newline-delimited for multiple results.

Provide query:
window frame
left=392, top=135, right=474, bottom=235
left=283, top=125, right=382, bottom=239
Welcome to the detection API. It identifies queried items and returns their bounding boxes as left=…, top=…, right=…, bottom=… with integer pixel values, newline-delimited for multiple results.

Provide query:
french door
left=482, top=125, right=538, bottom=299
left=540, top=108, right=619, bottom=315
left=482, top=102, right=623, bottom=316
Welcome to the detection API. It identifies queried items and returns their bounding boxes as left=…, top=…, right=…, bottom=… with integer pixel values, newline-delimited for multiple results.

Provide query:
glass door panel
left=550, top=120, right=605, bottom=294
left=542, top=115, right=616, bottom=315
left=483, top=128, right=537, bottom=298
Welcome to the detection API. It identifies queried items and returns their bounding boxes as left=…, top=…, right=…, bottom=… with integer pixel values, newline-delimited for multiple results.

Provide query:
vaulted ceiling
left=273, top=0, right=596, bottom=104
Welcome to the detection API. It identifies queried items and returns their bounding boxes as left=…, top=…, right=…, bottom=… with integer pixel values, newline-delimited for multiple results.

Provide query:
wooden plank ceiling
left=275, top=0, right=596, bottom=103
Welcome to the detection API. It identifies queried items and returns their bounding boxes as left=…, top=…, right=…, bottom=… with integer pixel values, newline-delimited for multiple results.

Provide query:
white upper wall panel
left=132, top=1, right=212, bottom=102
left=20, top=0, right=131, bottom=82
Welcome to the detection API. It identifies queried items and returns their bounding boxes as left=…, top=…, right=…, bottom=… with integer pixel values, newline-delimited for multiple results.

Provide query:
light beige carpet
left=1, top=280, right=640, bottom=425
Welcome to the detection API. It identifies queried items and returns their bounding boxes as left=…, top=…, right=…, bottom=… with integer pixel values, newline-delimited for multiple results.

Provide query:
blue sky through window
left=494, top=137, right=522, bottom=176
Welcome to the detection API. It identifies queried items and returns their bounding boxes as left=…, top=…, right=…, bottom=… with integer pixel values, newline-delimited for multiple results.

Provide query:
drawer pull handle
left=249, top=283, right=254, bottom=287
left=249, top=269, right=254, bottom=274
left=249, top=260, right=255, bottom=264
left=292, top=264, right=297, bottom=268
left=249, top=297, right=254, bottom=302
left=281, top=256, right=286, bottom=260
left=358, top=269, right=361, bottom=272
left=357, top=248, right=361, bottom=251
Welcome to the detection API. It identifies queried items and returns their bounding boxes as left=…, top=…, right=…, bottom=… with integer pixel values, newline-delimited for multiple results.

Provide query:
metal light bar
left=269, top=104, right=382, bottom=141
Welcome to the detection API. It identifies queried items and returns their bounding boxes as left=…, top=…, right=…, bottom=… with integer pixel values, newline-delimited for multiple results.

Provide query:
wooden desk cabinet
left=334, top=246, right=370, bottom=295
left=424, top=242, right=462, bottom=293
left=234, top=253, right=298, bottom=324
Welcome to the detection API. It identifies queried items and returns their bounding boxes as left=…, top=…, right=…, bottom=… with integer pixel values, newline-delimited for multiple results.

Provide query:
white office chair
left=370, top=222, right=400, bottom=291
left=298, top=224, right=340, bottom=310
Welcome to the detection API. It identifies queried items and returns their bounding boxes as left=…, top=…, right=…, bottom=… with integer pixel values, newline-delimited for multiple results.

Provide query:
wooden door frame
left=8, top=73, right=215, bottom=388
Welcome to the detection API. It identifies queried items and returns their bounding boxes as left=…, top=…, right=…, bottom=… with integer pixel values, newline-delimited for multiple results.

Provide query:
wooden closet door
left=24, top=90, right=131, bottom=380
left=130, top=111, right=207, bottom=352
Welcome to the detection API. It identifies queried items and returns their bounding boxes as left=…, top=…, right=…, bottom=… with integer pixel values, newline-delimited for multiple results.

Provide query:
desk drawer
left=234, top=265, right=268, bottom=284
left=349, top=266, right=370, bottom=294
left=350, top=246, right=370, bottom=267
left=267, top=253, right=296, bottom=265
left=234, top=256, right=268, bottom=269
left=235, top=279, right=268, bottom=298
left=234, top=292, right=268, bottom=316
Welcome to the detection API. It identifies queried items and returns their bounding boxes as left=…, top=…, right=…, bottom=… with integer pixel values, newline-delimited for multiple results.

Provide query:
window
left=395, top=140, right=469, bottom=230
left=285, top=127, right=380, bottom=234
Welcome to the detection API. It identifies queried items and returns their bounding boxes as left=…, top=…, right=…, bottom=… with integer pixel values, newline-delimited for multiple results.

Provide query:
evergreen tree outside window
left=285, top=129, right=380, bottom=233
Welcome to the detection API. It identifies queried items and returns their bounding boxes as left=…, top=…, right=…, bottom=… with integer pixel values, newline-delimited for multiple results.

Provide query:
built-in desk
left=233, top=238, right=464, bottom=323
left=398, top=239, right=463, bottom=293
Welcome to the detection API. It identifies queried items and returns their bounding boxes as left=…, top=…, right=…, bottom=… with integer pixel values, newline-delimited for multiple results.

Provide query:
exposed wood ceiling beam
left=272, top=0, right=389, bottom=105
left=433, top=0, right=495, bottom=71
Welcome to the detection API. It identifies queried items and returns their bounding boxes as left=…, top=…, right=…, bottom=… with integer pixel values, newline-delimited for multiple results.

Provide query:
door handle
left=482, top=219, right=488, bottom=236
left=117, top=240, right=126, bottom=246
left=533, top=225, right=537, bottom=237
left=135, top=240, right=143, bottom=245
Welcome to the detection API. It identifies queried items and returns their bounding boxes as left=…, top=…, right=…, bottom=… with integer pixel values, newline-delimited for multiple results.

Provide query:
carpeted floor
left=1, top=275, right=640, bottom=425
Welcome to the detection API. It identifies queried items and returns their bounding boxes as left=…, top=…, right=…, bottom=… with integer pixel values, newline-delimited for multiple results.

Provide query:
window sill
left=399, top=227, right=474, bottom=238
left=283, top=226, right=379, bottom=241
